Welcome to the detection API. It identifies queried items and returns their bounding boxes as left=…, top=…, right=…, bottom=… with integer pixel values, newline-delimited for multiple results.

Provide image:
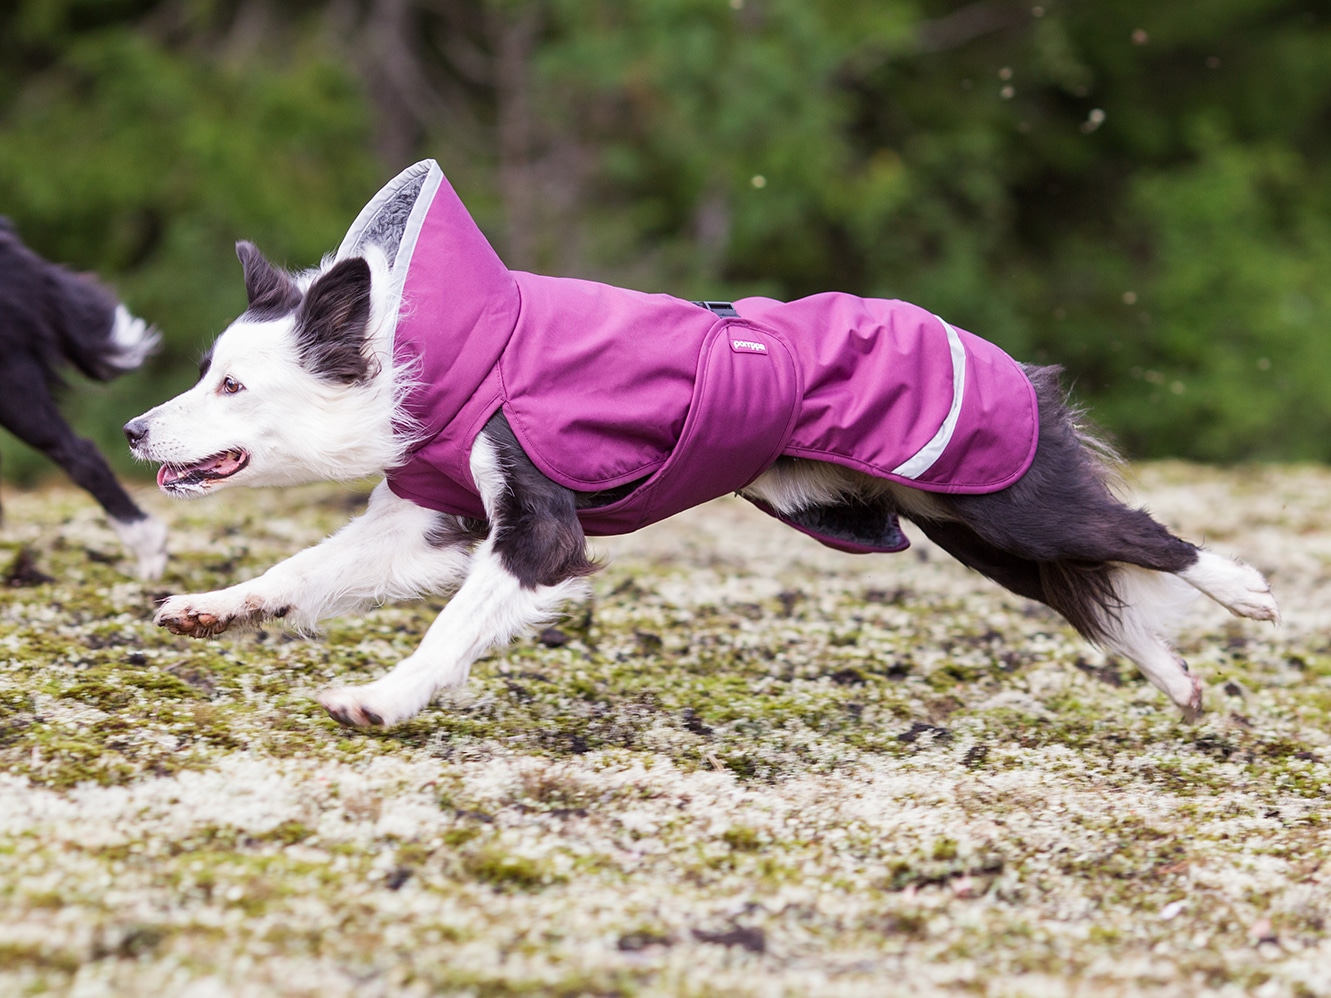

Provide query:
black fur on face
left=293, top=257, right=373, bottom=384
left=236, top=241, right=302, bottom=319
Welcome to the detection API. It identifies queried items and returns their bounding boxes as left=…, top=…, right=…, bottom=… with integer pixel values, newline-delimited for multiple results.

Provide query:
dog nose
left=123, top=417, right=149, bottom=447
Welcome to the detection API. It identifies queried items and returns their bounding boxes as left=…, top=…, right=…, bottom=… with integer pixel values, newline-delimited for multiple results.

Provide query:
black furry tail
left=0, top=225, right=158, bottom=384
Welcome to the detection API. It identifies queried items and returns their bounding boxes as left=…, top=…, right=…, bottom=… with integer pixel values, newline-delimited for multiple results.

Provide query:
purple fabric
left=373, top=161, right=1038, bottom=551
left=734, top=294, right=1038, bottom=493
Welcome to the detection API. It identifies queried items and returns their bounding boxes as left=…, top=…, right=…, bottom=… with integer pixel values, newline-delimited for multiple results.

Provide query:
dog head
left=126, top=242, right=405, bottom=496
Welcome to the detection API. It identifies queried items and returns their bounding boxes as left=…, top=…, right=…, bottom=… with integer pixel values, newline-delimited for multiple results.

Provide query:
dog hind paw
left=1120, top=637, right=1206, bottom=721
left=1178, top=671, right=1205, bottom=723
left=1183, top=552, right=1280, bottom=624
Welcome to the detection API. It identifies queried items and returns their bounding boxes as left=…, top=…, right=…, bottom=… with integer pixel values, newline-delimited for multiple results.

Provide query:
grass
left=0, top=464, right=1329, bottom=996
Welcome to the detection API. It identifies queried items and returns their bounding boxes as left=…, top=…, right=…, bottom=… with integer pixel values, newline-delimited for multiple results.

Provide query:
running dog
left=0, top=219, right=167, bottom=579
left=124, top=160, right=1277, bottom=727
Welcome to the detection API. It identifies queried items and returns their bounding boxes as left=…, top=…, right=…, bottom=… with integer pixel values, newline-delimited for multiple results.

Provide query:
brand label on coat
left=731, top=338, right=768, bottom=355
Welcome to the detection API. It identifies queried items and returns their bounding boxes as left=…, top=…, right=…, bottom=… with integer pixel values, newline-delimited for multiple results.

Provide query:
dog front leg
left=317, top=544, right=589, bottom=727
left=156, top=482, right=475, bottom=637
left=317, top=412, right=597, bottom=727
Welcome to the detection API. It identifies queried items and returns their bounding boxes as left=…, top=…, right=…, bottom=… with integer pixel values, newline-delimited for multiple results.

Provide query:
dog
left=0, top=219, right=167, bottom=579
left=124, top=160, right=1278, bottom=728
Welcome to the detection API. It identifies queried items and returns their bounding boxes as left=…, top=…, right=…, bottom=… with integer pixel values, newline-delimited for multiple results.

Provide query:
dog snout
left=123, top=417, right=150, bottom=447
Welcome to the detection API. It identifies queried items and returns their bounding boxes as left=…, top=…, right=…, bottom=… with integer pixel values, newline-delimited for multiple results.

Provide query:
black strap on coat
left=691, top=300, right=739, bottom=317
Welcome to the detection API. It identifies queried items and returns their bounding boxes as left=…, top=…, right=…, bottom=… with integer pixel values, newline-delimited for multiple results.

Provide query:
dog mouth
left=157, top=449, right=250, bottom=493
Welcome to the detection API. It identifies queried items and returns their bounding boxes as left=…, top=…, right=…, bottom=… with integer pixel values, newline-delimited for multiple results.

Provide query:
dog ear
left=237, top=241, right=302, bottom=317
left=295, top=257, right=373, bottom=384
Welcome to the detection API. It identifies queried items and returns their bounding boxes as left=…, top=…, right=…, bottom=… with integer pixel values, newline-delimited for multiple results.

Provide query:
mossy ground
left=1, top=466, right=1328, bottom=996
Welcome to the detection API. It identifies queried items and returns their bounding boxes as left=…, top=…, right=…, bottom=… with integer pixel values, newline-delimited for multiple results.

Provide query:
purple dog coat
left=337, top=160, right=1038, bottom=554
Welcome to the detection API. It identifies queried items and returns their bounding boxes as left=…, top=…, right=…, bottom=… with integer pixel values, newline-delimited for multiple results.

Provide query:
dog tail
left=0, top=224, right=160, bottom=382
left=99, top=303, right=160, bottom=375
left=49, top=265, right=160, bottom=381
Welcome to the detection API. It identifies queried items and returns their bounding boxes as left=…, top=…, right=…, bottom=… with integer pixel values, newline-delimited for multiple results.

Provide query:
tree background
left=2, top=0, right=1329, bottom=481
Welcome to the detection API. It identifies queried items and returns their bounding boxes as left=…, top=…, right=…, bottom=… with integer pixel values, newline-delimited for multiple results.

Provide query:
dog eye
left=221, top=377, right=244, bottom=395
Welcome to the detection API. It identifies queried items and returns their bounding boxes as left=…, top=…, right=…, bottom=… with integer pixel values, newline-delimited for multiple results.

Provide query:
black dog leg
left=0, top=356, right=166, bottom=576
left=0, top=361, right=143, bottom=523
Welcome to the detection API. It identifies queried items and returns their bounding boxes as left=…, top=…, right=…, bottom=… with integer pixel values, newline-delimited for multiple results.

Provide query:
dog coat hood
left=338, top=160, right=1038, bottom=553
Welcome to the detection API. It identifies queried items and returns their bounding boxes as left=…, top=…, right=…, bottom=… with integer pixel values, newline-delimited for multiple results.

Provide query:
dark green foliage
left=2, top=0, right=1329, bottom=472
left=0, top=1, right=381, bottom=481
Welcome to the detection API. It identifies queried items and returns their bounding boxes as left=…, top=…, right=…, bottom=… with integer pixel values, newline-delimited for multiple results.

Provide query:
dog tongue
left=157, top=450, right=245, bottom=487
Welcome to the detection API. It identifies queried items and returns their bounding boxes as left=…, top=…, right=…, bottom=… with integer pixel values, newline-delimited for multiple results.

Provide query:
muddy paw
left=155, top=597, right=236, bottom=638
left=318, top=688, right=387, bottom=728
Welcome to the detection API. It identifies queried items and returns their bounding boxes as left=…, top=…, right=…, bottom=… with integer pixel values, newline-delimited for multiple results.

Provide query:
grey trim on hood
left=336, top=159, right=446, bottom=346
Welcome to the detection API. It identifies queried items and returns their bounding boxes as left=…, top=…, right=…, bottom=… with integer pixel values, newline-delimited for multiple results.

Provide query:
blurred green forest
left=2, top=0, right=1330, bottom=482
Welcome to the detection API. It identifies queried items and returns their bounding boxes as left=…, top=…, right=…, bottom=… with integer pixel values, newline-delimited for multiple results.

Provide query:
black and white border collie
left=125, top=242, right=1277, bottom=729
left=0, top=220, right=166, bottom=579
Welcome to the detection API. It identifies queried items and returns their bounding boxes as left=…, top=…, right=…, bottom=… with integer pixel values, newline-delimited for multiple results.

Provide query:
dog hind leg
left=917, top=516, right=1206, bottom=715
left=1095, top=566, right=1205, bottom=717
left=944, top=366, right=1276, bottom=616
left=919, top=365, right=1276, bottom=713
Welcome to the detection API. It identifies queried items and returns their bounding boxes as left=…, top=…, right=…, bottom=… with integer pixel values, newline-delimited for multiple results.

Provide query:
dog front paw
left=318, top=687, right=390, bottom=728
left=155, top=593, right=246, bottom=638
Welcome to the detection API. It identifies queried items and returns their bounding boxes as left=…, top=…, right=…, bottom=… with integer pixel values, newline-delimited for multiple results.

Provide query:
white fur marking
left=742, top=458, right=952, bottom=521
left=108, top=305, right=160, bottom=370
left=129, top=246, right=418, bottom=490
left=316, top=438, right=585, bottom=727
left=317, top=555, right=586, bottom=727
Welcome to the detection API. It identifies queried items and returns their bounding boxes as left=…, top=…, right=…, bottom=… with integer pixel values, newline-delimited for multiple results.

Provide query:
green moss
left=27, top=735, right=138, bottom=788
left=394, top=842, right=433, bottom=868
left=931, top=837, right=959, bottom=861
left=463, top=849, right=560, bottom=892
left=3, top=478, right=1331, bottom=994
left=721, top=825, right=762, bottom=852
left=0, top=941, right=81, bottom=974
left=21, top=891, right=65, bottom=910
left=442, top=826, right=482, bottom=849
left=253, top=820, right=317, bottom=846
